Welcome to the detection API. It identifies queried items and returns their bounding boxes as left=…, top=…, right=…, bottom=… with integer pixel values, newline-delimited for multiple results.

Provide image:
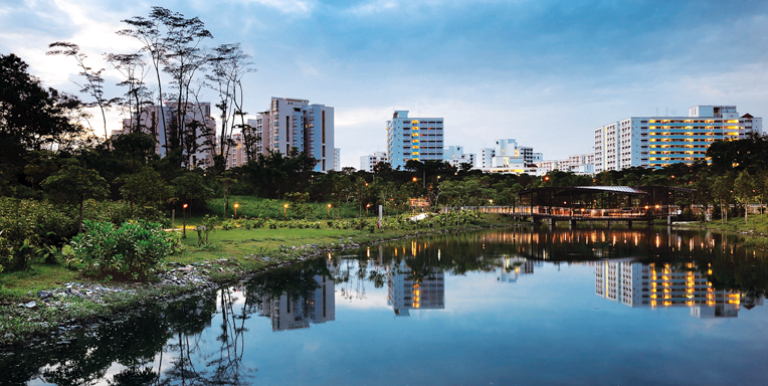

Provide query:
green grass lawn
left=206, top=195, right=412, bottom=220
left=1, top=214, right=515, bottom=299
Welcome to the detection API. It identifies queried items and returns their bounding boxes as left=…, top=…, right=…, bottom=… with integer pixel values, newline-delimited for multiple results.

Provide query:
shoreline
left=0, top=222, right=522, bottom=347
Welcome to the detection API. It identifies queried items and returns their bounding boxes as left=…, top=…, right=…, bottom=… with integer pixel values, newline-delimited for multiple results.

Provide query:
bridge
left=478, top=186, right=696, bottom=227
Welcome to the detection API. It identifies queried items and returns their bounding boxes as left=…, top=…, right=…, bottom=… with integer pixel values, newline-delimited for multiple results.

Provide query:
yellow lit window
left=412, top=152, right=419, bottom=155
left=412, top=139, right=419, bottom=143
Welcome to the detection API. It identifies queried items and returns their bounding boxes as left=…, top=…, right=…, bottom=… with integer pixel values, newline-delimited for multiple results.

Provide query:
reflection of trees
left=1, top=304, right=172, bottom=385
left=158, top=288, right=256, bottom=386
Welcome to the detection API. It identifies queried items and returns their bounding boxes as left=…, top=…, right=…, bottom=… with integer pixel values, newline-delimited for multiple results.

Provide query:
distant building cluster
left=114, top=100, right=762, bottom=174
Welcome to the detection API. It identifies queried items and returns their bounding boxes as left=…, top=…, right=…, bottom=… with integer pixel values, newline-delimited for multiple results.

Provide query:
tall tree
left=207, top=43, right=254, bottom=172
left=119, top=13, right=169, bottom=147
left=151, top=6, right=213, bottom=164
left=734, top=170, right=755, bottom=225
left=46, top=42, right=115, bottom=139
left=105, top=53, right=152, bottom=134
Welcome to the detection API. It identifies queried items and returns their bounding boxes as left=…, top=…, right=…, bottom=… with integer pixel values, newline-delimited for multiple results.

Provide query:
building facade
left=247, top=97, right=335, bottom=172
left=333, top=148, right=341, bottom=171
left=386, top=111, right=444, bottom=169
left=594, top=105, right=762, bottom=173
left=360, top=151, right=388, bottom=172
left=595, top=259, right=762, bottom=318
left=443, top=146, right=476, bottom=168
left=117, top=102, right=216, bottom=167
left=536, top=153, right=595, bottom=175
left=478, top=139, right=541, bottom=174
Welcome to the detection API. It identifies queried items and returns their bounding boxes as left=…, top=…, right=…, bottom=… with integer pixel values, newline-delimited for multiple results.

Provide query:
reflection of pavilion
left=595, top=259, right=763, bottom=318
left=497, top=256, right=541, bottom=283
left=387, top=262, right=445, bottom=316
left=254, top=273, right=336, bottom=331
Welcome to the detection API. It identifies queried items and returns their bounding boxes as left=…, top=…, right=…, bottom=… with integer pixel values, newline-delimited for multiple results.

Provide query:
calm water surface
left=4, top=227, right=768, bottom=385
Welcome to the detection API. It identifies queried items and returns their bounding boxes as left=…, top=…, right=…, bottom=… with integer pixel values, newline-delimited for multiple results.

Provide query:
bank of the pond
left=673, top=216, right=768, bottom=249
left=0, top=217, right=522, bottom=347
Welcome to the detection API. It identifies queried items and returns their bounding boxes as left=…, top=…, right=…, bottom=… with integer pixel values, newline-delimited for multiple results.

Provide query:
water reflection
left=5, top=227, right=768, bottom=385
left=592, top=259, right=764, bottom=318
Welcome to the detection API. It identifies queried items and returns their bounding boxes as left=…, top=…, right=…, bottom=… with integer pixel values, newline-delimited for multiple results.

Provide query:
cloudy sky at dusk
left=2, top=0, right=767, bottom=167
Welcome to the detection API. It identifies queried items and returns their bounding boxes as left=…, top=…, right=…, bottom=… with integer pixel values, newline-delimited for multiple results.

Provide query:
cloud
left=232, top=0, right=316, bottom=14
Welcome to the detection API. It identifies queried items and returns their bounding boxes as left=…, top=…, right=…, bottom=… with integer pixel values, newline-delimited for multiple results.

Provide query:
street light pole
left=284, top=203, right=289, bottom=222
left=234, top=203, right=239, bottom=219
left=327, top=203, right=332, bottom=219
left=182, top=203, right=188, bottom=239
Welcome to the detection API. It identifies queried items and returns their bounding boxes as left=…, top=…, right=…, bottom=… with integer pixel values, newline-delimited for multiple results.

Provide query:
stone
left=70, top=289, right=80, bottom=296
left=37, top=291, right=52, bottom=299
left=25, top=301, right=37, bottom=309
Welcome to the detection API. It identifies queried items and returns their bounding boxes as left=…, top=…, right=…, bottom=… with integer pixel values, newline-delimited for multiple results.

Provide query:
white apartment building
left=443, top=146, right=476, bottom=168
left=360, top=151, right=387, bottom=172
left=253, top=270, right=336, bottom=331
left=594, top=105, right=762, bottom=173
left=117, top=102, right=216, bottom=167
left=536, top=153, right=595, bottom=175
left=387, top=261, right=445, bottom=317
left=595, top=260, right=761, bottom=318
left=333, top=148, right=341, bottom=171
left=479, top=139, right=540, bottom=174
left=386, top=110, right=444, bottom=169
left=247, top=97, right=335, bottom=172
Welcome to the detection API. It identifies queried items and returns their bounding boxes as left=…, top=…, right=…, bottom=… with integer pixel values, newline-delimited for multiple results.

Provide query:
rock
left=70, top=289, right=80, bottom=296
left=25, top=301, right=37, bottom=309
left=218, top=267, right=224, bottom=272
left=37, top=291, right=52, bottom=299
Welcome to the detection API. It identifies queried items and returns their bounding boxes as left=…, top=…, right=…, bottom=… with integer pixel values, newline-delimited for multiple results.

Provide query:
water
left=4, top=227, right=768, bottom=385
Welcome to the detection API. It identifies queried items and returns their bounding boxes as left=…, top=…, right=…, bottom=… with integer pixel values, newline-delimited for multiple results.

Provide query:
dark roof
left=741, top=113, right=754, bottom=119
left=519, top=186, right=695, bottom=196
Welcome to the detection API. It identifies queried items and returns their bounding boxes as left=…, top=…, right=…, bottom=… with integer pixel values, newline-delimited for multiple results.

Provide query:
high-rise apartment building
left=116, top=102, right=216, bottom=167
left=360, top=151, right=387, bottom=172
left=253, top=270, right=336, bottom=331
left=333, top=148, right=341, bottom=171
left=443, top=146, right=476, bottom=168
left=479, top=139, right=541, bottom=174
left=595, top=259, right=762, bottom=318
left=536, top=153, right=595, bottom=175
left=387, top=261, right=445, bottom=317
left=594, top=105, right=762, bottom=173
left=386, top=111, right=444, bottom=169
left=247, top=97, right=335, bottom=172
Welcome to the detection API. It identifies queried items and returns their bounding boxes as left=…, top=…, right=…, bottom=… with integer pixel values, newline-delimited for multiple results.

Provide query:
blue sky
left=2, top=0, right=767, bottom=167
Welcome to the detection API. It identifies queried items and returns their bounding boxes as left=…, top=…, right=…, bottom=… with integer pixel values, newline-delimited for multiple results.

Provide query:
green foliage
left=118, top=167, right=171, bottom=208
left=222, top=218, right=237, bottom=230
left=0, top=198, right=77, bottom=271
left=68, top=220, right=172, bottom=280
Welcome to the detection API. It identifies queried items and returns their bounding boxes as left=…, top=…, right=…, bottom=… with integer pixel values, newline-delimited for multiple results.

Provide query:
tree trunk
left=78, top=197, right=84, bottom=233
left=130, top=195, right=134, bottom=218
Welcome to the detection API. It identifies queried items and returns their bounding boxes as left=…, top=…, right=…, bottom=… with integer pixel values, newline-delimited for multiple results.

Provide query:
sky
left=2, top=0, right=768, bottom=168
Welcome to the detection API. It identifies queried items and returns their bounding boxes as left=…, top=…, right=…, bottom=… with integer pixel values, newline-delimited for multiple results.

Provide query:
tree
left=105, top=52, right=153, bottom=134
left=733, top=170, right=755, bottom=225
left=207, top=43, right=254, bottom=173
left=712, top=174, right=734, bottom=224
left=47, top=42, right=116, bottom=139
left=41, top=162, right=109, bottom=232
left=119, top=168, right=171, bottom=216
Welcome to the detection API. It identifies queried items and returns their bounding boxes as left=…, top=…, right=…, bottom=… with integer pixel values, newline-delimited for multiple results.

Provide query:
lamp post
left=283, top=203, right=289, bottom=222
left=366, top=203, right=371, bottom=216
left=234, top=203, right=239, bottom=219
left=182, top=203, right=188, bottom=239
left=327, top=203, right=332, bottom=219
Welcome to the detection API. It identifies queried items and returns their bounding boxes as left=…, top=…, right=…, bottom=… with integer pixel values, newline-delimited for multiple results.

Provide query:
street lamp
left=412, top=177, right=418, bottom=182
left=366, top=203, right=371, bottom=216
left=234, top=203, right=239, bottom=219
left=182, top=203, right=188, bottom=239
left=283, top=203, right=289, bottom=222
left=327, top=203, right=332, bottom=218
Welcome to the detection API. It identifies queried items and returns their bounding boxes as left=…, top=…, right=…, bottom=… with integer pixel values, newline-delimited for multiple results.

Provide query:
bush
left=67, top=220, right=173, bottom=280
left=0, top=198, right=76, bottom=271
left=222, top=219, right=237, bottom=230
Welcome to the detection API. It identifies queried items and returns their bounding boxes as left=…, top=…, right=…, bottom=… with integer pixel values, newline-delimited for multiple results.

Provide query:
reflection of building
left=254, top=273, right=335, bottom=331
left=387, top=262, right=445, bottom=316
left=497, top=257, right=538, bottom=283
left=595, top=259, right=762, bottom=318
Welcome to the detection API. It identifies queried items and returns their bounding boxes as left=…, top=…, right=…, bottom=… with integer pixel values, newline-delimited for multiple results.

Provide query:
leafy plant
left=68, top=220, right=171, bottom=280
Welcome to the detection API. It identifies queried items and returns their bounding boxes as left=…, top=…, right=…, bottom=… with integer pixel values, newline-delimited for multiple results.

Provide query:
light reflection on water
left=5, top=227, right=768, bottom=386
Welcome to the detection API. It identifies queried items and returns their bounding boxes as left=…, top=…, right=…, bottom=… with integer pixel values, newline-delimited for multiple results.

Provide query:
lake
left=4, top=227, right=768, bottom=385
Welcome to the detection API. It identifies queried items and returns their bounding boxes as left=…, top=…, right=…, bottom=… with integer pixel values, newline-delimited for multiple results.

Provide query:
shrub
left=0, top=198, right=76, bottom=271
left=222, top=219, right=237, bottom=230
left=68, top=220, right=172, bottom=280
